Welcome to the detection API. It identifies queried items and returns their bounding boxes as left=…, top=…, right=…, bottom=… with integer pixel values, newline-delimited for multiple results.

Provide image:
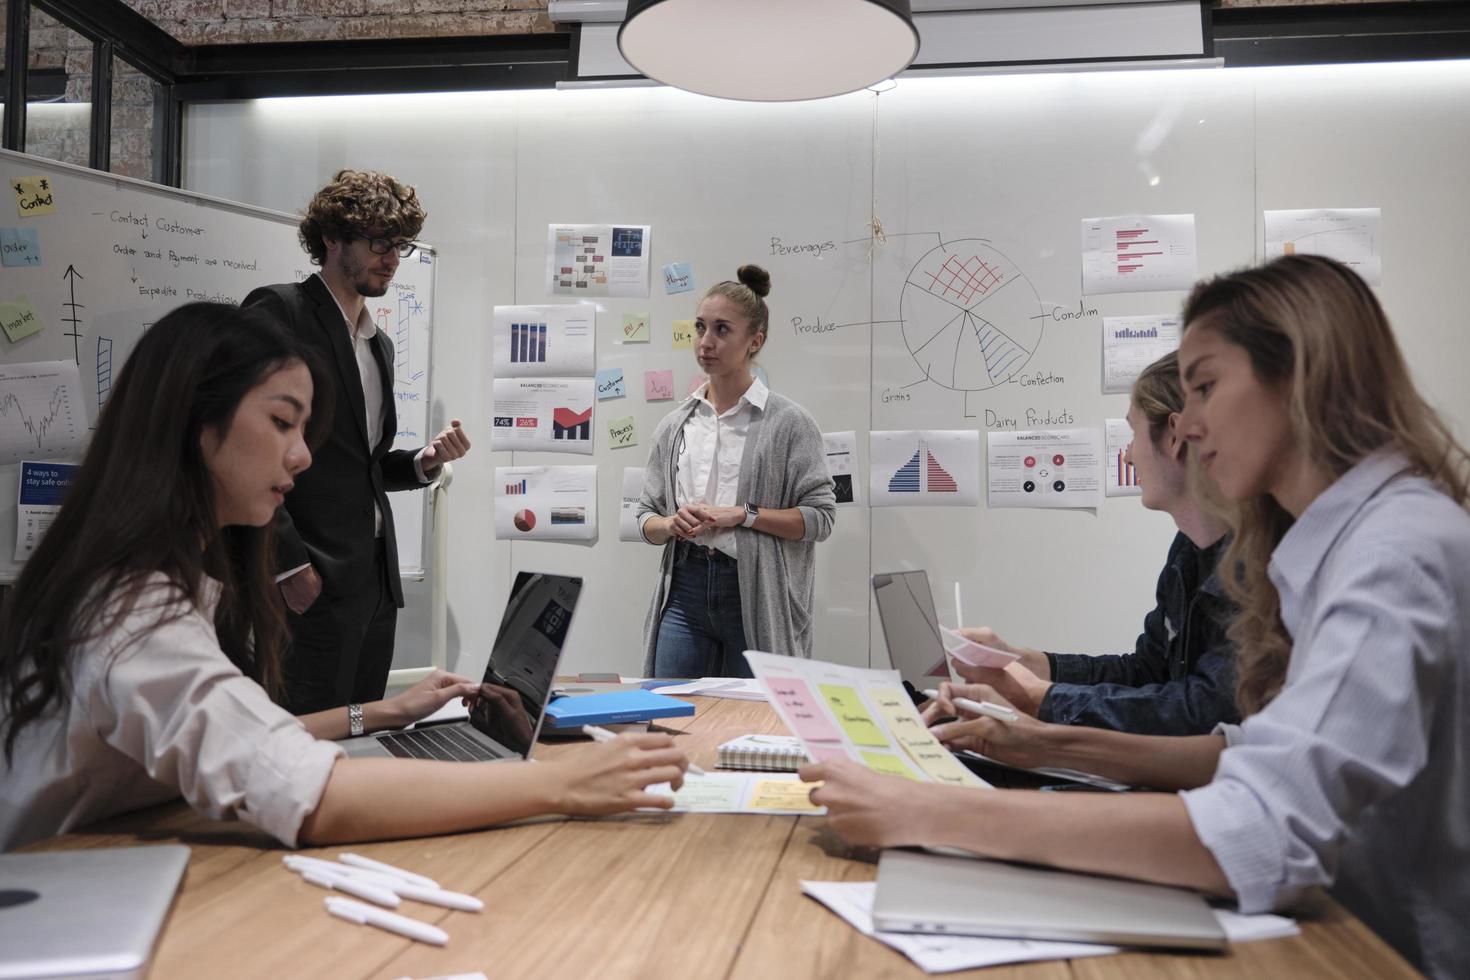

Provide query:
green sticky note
left=820, top=684, right=889, bottom=747
left=860, top=751, right=921, bottom=781
left=607, top=414, right=638, bottom=449
left=0, top=296, right=45, bottom=342
left=621, top=312, right=650, bottom=343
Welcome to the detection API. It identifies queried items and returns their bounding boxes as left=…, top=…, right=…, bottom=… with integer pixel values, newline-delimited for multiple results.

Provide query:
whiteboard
left=0, top=148, right=436, bottom=582
left=176, top=60, right=1470, bottom=679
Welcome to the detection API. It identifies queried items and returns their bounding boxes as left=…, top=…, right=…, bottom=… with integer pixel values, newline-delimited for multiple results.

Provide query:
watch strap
left=348, top=702, right=365, bottom=737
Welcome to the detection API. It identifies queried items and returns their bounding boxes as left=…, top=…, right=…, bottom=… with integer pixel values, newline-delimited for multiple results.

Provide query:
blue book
left=543, top=689, right=695, bottom=728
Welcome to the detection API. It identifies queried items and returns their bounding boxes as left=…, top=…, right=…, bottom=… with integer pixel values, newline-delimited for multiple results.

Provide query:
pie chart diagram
left=900, top=241, right=1045, bottom=392
left=513, top=509, right=536, bottom=532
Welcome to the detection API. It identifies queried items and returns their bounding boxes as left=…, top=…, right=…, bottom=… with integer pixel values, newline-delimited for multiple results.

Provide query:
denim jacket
left=1039, top=531, right=1239, bottom=734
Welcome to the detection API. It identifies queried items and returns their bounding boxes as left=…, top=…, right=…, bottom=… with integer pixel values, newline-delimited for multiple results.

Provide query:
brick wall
left=117, top=0, right=556, bottom=44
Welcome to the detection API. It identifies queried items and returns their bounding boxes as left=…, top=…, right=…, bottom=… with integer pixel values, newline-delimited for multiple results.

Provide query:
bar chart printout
left=1101, top=315, right=1181, bottom=394
left=0, top=360, right=87, bottom=466
left=1081, top=214, right=1197, bottom=295
left=1105, top=418, right=1142, bottom=498
left=492, top=305, right=596, bottom=377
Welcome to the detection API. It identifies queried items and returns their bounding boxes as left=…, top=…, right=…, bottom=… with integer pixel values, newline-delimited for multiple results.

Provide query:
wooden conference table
left=25, top=695, right=1416, bottom=979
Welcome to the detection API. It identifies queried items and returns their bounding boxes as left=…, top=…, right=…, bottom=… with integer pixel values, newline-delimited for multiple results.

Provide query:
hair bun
left=736, top=264, right=771, bottom=298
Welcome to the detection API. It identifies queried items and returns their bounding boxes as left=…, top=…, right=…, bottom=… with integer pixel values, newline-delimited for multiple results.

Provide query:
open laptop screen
left=872, top=570, right=949, bottom=689
left=468, top=572, right=581, bottom=757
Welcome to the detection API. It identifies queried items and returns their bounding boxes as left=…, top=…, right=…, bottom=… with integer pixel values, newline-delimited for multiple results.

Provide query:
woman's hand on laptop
left=381, top=669, right=481, bottom=728
left=545, top=733, right=690, bottom=814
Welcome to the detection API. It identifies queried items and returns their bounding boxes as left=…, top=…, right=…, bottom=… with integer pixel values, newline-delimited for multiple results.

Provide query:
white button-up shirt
left=673, top=378, right=769, bottom=560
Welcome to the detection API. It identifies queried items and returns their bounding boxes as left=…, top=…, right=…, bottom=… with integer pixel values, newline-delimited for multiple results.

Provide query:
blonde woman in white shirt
left=637, top=265, right=836, bottom=677
left=0, top=302, right=687, bottom=852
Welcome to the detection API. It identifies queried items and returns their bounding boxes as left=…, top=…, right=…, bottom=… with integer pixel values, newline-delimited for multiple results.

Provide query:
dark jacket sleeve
left=380, top=449, right=424, bottom=492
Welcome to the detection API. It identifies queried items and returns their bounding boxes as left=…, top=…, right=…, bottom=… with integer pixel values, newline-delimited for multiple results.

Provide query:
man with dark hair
left=244, top=169, right=471, bottom=716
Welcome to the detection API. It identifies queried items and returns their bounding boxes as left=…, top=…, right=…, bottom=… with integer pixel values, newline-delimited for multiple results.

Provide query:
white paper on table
left=1101, top=315, right=1181, bottom=394
left=1081, top=214, right=1197, bottom=295
left=494, top=465, right=598, bottom=541
left=800, top=880, right=1120, bottom=974
left=546, top=223, right=651, bottom=298
left=1212, top=907, right=1300, bottom=943
left=490, top=377, right=595, bottom=455
left=491, top=304, right=596, bottom=377
left=986, top=428, right=1104, bottom=509
left=1263, top=208, right=1382, bottom=286
left=869, top=430, right=980, bottom=508
left=652, top=677, right=767, bottom=701
left=0, top=360, right=87, bottom=466
left=822, top=430, right=860, bottom=507
left=644, top=772, right=825, bottom=815
left=1104, top=418, right=1143, bottom=498
left=619, top=467, right=646, bottom=542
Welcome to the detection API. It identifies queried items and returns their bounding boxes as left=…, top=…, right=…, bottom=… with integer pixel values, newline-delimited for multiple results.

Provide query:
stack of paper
left=651, top=677, right=767, bottom=701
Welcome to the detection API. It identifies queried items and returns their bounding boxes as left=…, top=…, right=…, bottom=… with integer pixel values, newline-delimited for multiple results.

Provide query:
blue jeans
left=653, top=542, right=752, bottom=678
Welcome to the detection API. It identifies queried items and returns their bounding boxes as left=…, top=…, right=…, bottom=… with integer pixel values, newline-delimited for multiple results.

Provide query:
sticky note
left=747, top=780, right=824, bottom=812
left=671, top=320, right=696, bottom=350
left=767, top=677, right=844, bottom=742
left=686, top=372, right=708, bottom=397
left=607, top=414, right=638, bottom=449
left=12, top=176, right=56, bottom=217
left=860, top=751, right=922, bottom=781
left=670, top=775, right=744, bottom=810
left=806, top=744, right=851, bottom=764
left=622, top=312, right=650, bottom=343
left=819, top=684, right=890, bottom=747
left=596, top=367, right=625, bottom=400
left=872, top=686, right=980, bottom=786
left=0, top=296, right=45, bottom=342
left=662, top=261, right=693, bottom=294
left=0, top=227, right=42, bottom=267
left=644, top=369, right=674, bottom=401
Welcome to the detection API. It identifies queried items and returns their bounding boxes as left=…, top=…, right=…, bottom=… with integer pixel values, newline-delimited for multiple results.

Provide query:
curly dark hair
left=298, top=169, right=426, bottom=266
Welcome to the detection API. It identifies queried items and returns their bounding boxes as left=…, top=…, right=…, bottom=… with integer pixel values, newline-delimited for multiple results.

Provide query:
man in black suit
left=244, top=169, right=470, bottom=716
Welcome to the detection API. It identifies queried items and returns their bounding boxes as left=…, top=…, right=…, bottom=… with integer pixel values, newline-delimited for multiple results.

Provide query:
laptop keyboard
left=376, top=725, right=507, bottom=762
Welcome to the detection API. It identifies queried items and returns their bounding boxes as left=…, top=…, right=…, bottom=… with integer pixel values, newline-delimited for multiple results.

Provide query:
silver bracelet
left=348, top=702, right=364, bottom=737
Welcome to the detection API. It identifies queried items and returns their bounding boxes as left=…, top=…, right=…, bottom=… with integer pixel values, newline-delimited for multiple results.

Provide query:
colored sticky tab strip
left=607, top=414, right=638, bottom=449
left=871, top=686, right=983, bottom=786
left=860, top=751, right=922, bottom=781
left=767, top=677, right=844, bottom=742
left=819, top=684, right=890, bottom=747
left=621, top=312, right=650, bottom=342
left=671, top=319, right=696, bottom=349
left=746, top=779, right=823, bottom=812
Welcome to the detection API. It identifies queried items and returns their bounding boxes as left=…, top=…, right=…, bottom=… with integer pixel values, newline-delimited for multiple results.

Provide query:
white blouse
left=0, top=575, right=343, bottom=851
left=673, top=378, right=769, bottom=559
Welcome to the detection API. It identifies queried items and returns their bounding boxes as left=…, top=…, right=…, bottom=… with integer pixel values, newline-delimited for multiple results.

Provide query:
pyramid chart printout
left=869, top=430, right=980, bottom=507
left=987, top=428, right=1104, bottom=509
left=744, top=651, right=987, bottom=788
left=491, top=304, right=596, bottom=377
left=490, top=378, right=595, bottom=455
left=494, top=465, right=597, bottom=541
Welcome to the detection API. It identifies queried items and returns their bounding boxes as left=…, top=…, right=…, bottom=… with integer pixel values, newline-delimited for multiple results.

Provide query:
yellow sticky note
left=871, top=686, right=983, bottom=786
left=860, top=751, right=922, bottom=781
left=0, top=296, right=46, bottom=342
left=819, top=684, right=889, bottom=747
left=607, top=414, right=638, bottom=449
left=671, top=319, right=696, bottom=349
left=747, top=779, right=824, bottom=813
left=622, top=312, right=650, bottom=343
left=12, top=176, right=57, bottom=217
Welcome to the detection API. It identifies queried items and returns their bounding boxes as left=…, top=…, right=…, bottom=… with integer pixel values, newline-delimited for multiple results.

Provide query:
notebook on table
left=716, top=734, right=811, bottom=772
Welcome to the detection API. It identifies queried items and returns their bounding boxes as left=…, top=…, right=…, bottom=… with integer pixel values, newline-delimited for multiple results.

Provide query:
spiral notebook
left=717, top=734, right=811, bottom=772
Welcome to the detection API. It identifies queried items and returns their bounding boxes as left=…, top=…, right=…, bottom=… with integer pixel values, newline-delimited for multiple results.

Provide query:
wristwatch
left=348, top=702, right=365, bottom=737
left=743, top=503, right=760, bottom=528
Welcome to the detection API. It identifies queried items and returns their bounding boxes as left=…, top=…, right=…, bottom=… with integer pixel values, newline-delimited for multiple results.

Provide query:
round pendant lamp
left=618, top=0, right=920, bottom=102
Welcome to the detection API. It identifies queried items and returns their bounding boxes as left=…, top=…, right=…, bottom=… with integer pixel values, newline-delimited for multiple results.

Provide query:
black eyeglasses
left=363, top=236, right=417, bottom=258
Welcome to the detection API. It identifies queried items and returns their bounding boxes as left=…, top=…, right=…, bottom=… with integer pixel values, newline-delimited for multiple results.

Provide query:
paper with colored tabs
left=820, top=684, right=890, bottom=747
left=671, top=319, right=696, bottom=349
left=806, top=744, right=851, bottom=764
left=0, top=227, right=42, bottom=267
left=622, top=312, right=650, bottom=343
left=870, top=686, right=983, bottom=786
left=12, top=176, right=56, bottom=217
left=607, top=414, right=638, bottom=449
left=860, top=751, right=921, bottom=781
left=644, top=369, right=674, bottom=401
left=766, top=677, right=844, bottom=742
left=0, top=297, right=45, bottom=342
left=747, top=779, right=824, bottom=813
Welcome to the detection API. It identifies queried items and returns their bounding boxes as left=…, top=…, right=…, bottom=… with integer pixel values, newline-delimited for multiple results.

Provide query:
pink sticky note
left=807, top=744, right=851, bottom=764
left=644, top=369, right=674, bottom=401
left=767, top=677, right=844, bottom=742
left=940, top=626, right=1021, bottom=669
left=686, top=372, right=708, bottom=397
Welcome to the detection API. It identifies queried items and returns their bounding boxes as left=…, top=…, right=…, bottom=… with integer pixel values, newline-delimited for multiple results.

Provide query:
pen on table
left=954, top=581, right=965, bottom=630
left=324, top=896, right=448, bottom=946
left=922, top=689, right=1019, bottom=725
left=300, top=867, right=401, bottom=908
left=285, top=857, right=484, bottom=912
left=338, top=852, right=440, bottom=889
left=582, top=723, right=707, bottom=775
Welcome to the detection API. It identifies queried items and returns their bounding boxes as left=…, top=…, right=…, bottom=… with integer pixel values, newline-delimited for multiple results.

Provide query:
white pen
left=954, top=581, right=965, bottom=630
left=287, top=857, right=484, bottom=911
left=582, top=723, right=708, bottom=776
left=324, top=896, right=448, bottom=947
left=338, top=852, right=440, bottom=889
left=922, top=689, right=1020, bottom=725
left=301, top=868, right=401, bottom=908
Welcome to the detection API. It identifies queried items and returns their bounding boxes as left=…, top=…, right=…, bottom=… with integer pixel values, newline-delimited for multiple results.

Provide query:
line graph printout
left=869, top=430, right=980, bottom=508
left=0, top=360, right=86, bottom=465
left=1263, top=208, right=1382, bottom=286
left=1081, top=214, right=1197, bottom=295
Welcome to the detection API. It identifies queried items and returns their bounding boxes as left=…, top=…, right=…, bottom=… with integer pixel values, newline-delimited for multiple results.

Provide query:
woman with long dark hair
left=1, top=302, right=685, bottom=851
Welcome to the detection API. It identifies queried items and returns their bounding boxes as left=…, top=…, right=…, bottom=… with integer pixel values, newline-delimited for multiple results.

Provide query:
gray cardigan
left=637, top=391, right=836, bottom=676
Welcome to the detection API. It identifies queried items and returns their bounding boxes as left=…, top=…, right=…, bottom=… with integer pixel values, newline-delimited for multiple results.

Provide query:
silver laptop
left=0, top=844, right=190, bottom=980
left=873, top=849, right=1227, bottom=951
left=341, top=572, right=580, bottom=762
left=871, top=570, right=951, bottom=688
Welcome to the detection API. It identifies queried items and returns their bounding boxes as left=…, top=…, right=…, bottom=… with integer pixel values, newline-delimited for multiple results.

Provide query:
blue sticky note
left=662, top=261, right=694, bottom=294
left=0, top=227, right=42, bottom=267
left=596, top=367, right=625, bottom=400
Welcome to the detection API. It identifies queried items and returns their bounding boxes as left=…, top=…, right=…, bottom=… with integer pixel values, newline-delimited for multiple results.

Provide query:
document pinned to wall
left=490, top=378, right=595, bottom=455
left=987, top=428, right=1104, bottom=509
left=823, top=430, right=859, bottom=506
left=1081, top=214, right=1197, bottom=295
left=1104, top=418, right=1142, bottom=498
left=745, top=651, right=987, bottom=787
left=869, top=430, right=980, bottom=508
left=1263, top=207, right=1382, bottom=286
left=1101, top=314, right=1181, bottom=394
left=0, top=360, right=86, bottom=465
left=491, top=305, right=596, bottom=377
left=546, top=223, right=651, bottom=298
left=494, top=465, right=598, bottom=542
left=15, top=460, right=79, bottom=561
left=619, top=467, right=646, bottom=542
